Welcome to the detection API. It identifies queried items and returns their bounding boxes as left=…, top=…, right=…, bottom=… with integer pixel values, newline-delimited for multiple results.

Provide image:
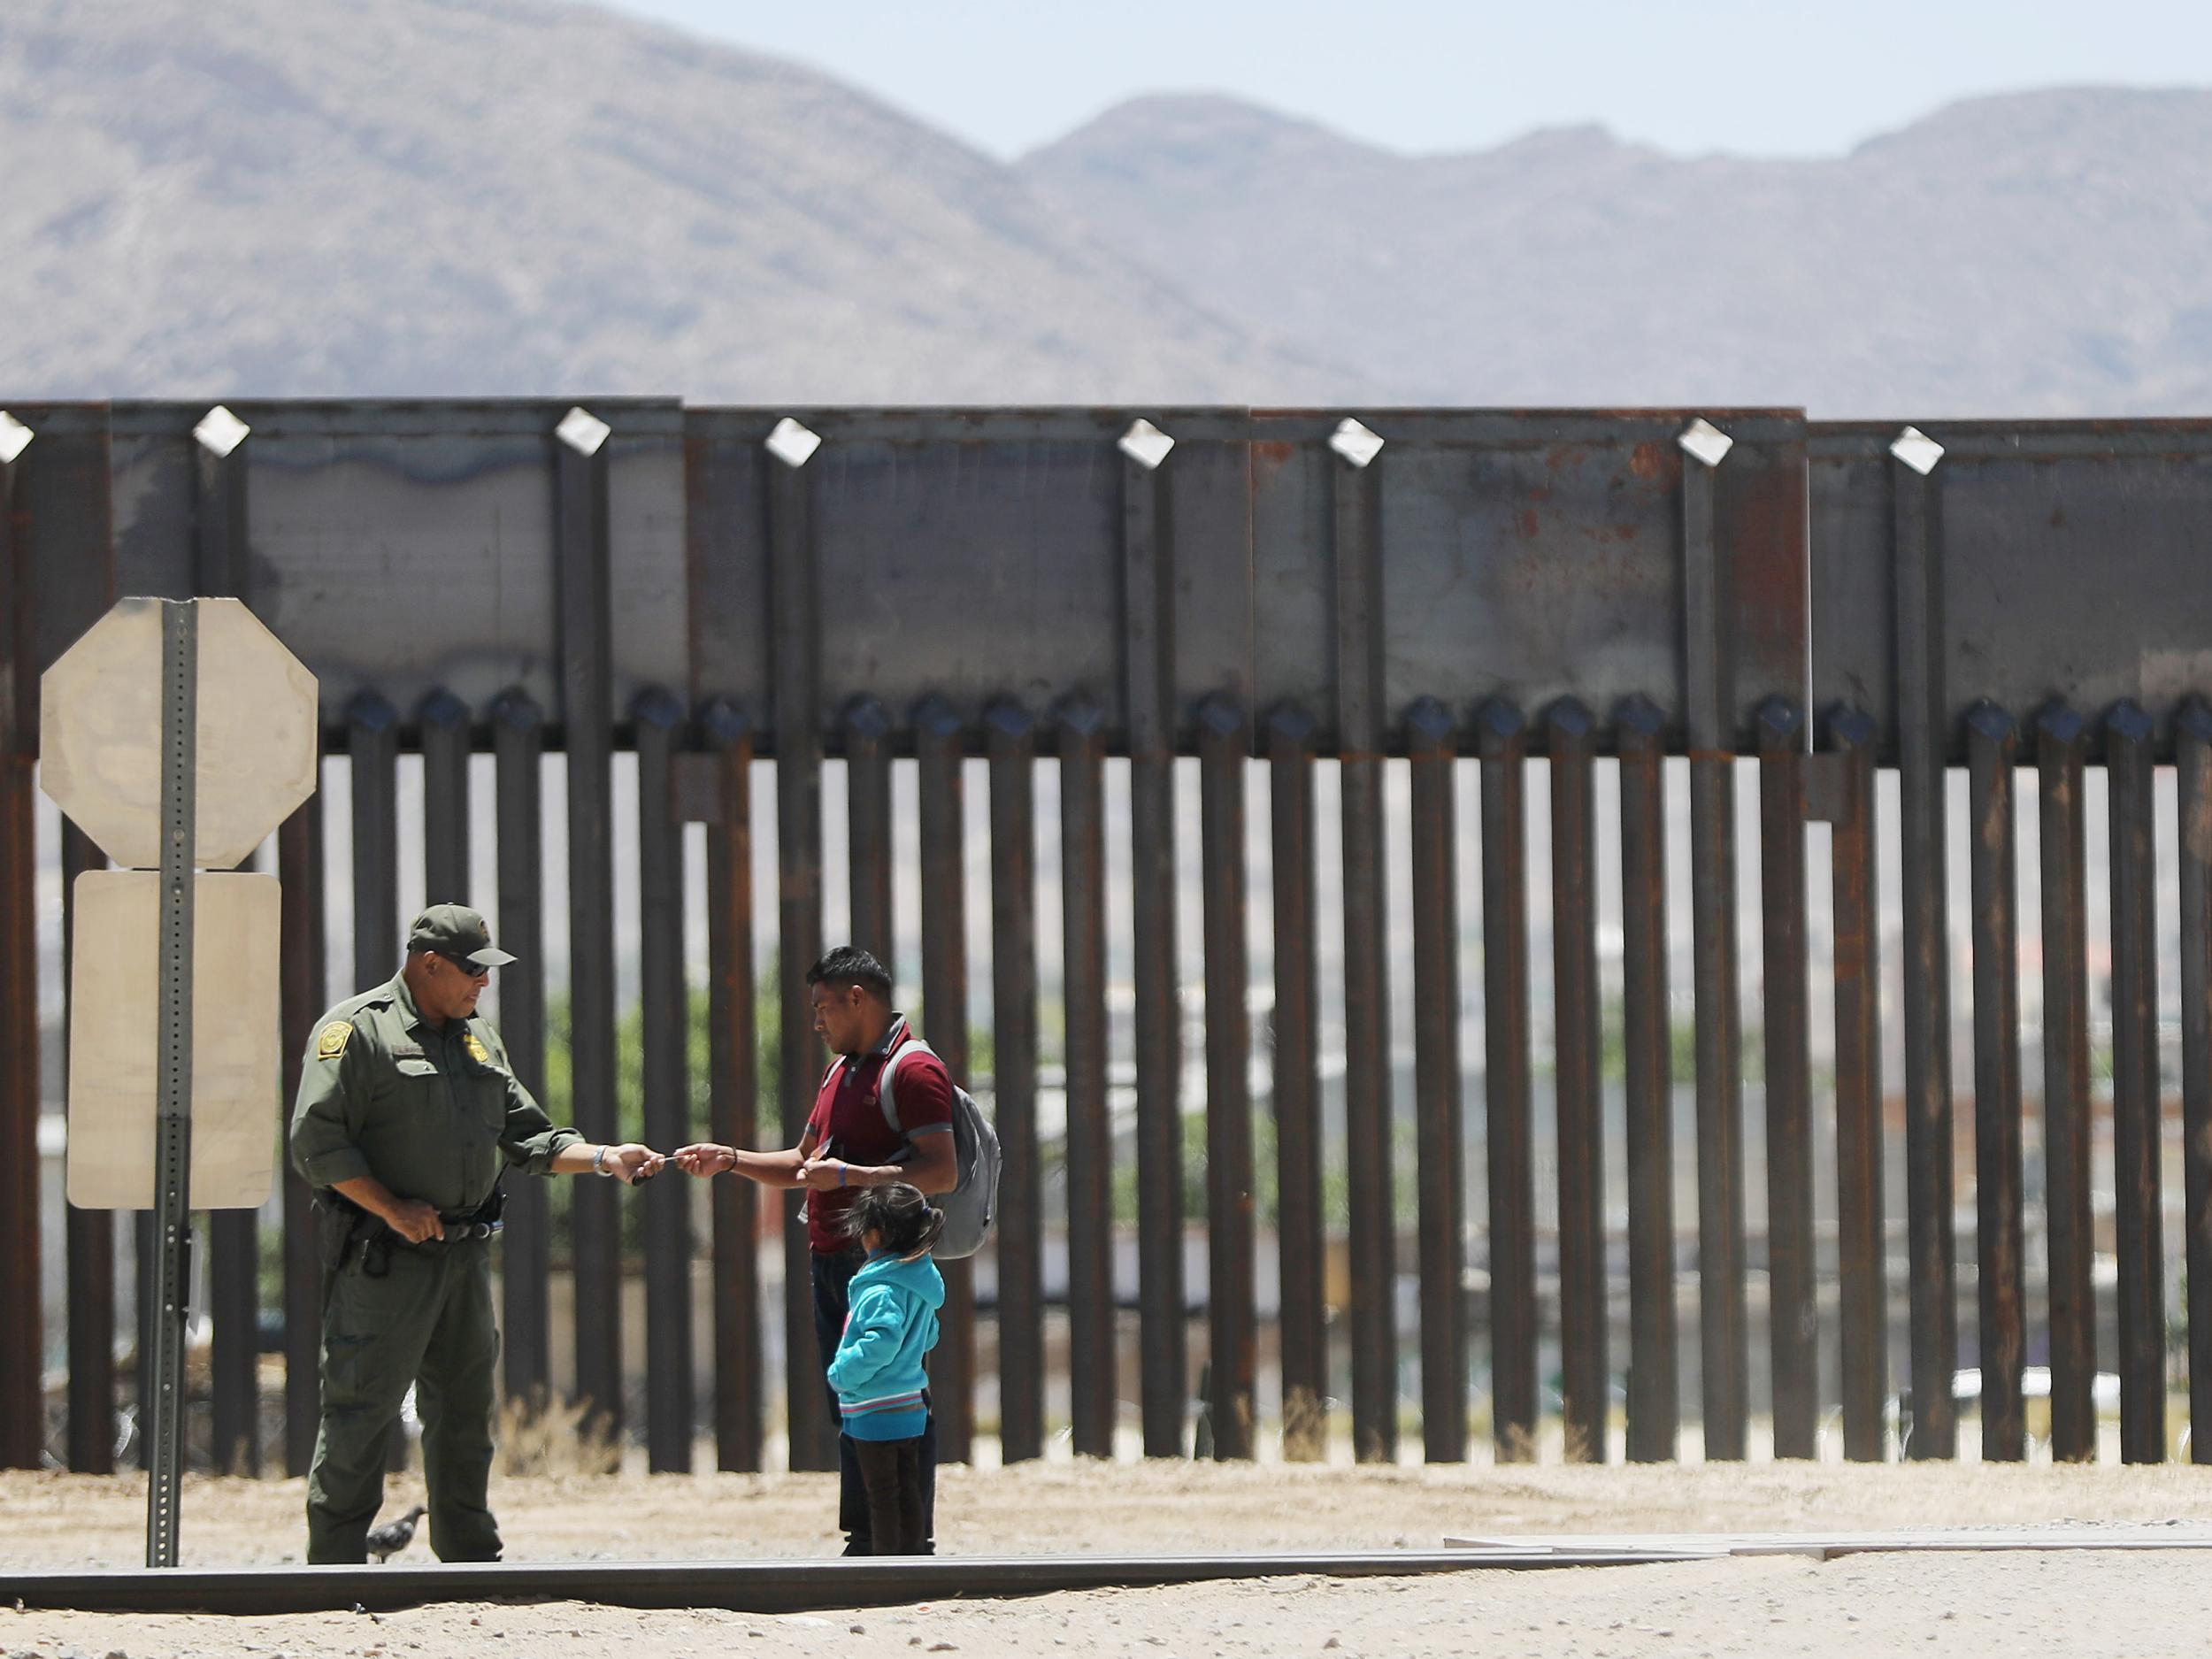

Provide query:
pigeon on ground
left=365, top=1504, right=426, bottom=1563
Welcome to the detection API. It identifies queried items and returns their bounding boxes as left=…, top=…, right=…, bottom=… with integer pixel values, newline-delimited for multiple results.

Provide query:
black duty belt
left=401, top=1208, right=503, bottom=1250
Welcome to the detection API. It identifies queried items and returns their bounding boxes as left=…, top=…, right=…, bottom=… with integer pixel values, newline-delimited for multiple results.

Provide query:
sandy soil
left=9, top=1460, right=2212, bottom=1657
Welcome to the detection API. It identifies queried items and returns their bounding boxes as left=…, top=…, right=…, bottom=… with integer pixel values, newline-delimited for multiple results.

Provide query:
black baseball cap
left=407, top=903, right=518, bottom=969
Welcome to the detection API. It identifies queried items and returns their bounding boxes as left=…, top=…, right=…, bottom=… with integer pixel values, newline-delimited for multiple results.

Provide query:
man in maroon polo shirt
left=674, top=947, right=956, bottom=1554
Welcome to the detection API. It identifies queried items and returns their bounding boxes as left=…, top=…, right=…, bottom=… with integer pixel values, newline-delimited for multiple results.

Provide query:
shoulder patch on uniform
left=464, top=1032, right=491, bottom=1065
left=316, top=1020, right=354, bottom=1060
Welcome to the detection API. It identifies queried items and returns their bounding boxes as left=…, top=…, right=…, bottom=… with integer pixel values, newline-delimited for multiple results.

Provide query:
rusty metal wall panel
left=1333, top=449, right=1396, bottom=1466
left=1407, top=699, right=1466, bottom=1464
left=15, top=408, right=120, bottom=1474
left=1827, top=707, right=1886, bottom=1462
left=1056, top=699, right=1116, bottom=1460
left=1682, top=447, right=1747, bottom=1463
left=1548, top=698, right=1603, bottom=1463
left=87, top=403, right=1838, bottom=753
left=687, top=411, right=1250, bottom=751
left=699, top=700, right=763, bottom=1473
left=1814, top=423, right=2212, bottom=753
left=818, top=411, right=1248, bottom=747
left=844, top=698, right=895, bottom=964
left=1890, top=450, right=1957, bottom=1463
left=133, top=1210, right=155, bottom=1471
left=2035, top=703, right=2098, bottom=1462
left=1617, top=697, right=1676, bottom=1463
left=832, top=412, right=1132, bottom=737
left=206, top=1141, right=257, bottom=1478
left=193, top=424, right=249, bottom=598
left=1806, top=421, right=2212, bottom=1457
left=108, top=402, right=687, bottom=733
left=1479, top=699, right=1537, bottom=1460
left=987, top=701, right=1044, bottom=1465
left=0, top=438, right=36, bottom=1470
left=2107, top=703, right=2165, bottom=1463
left=415, top=689, right=476, bottom=1446
left=1197, top=695, right=1255, bottom=1461
left=635, top=690, right=693, bottom=1473
left=684, top=411, right=773, bottom=722
left=2181, top=701, right=2212, bottom=1465
left=491, top=691, right=551, bottom=1405
left=1266, top=704, right=1326, bottom=1463
left=416, top=679, right=474, bottom=1462
left=62, top=826, right=114, bottom=1473
left=1757, top=698, right=1815, bottom=1461
left=20, top=407, right=119, bottom=671
left=277, top=795, right=326, bottom=1475
left=1252, top=411, right=1805, bottom=749
left=196, top=429, right=260, bottom=1479
left=104, top=402, right=197, bottom=603
left=406, top=683, right=470, bottom=1454
left=420, top=691, right=472, bottom=904
left=347, top=690, right=402, bottom=1473
left=348, top=695, right=401, bottom=989
left=1965, top=703, right=2026, bottom=1463
left=8, top=407, right=117, bottom=1470
left=557, top=430, right=623, bottom=1435
left=765, top=446, right=831, bottom=1471
left=915, top=697, right=975, bottom=1463
left=1124, top=448, right=1187, bottom=1459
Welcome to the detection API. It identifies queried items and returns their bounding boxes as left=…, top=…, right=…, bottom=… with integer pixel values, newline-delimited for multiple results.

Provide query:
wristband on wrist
left=593, top=1144, right=610, bottom=1176
left=836, top=1161, right=848, bottom=1187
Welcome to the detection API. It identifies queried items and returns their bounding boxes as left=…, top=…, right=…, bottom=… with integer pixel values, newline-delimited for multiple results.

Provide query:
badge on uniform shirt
left=317, top=1020, right=353, bottom=1060
left=464, top=1032, right=491, bottom=1066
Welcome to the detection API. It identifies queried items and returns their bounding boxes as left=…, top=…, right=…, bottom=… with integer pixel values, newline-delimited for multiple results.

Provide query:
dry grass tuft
left=496, top=1387, right=621, bottom=1477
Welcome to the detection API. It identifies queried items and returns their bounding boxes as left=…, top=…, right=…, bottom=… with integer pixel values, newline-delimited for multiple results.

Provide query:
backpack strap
left=876, top=1036, right=940, bottom=1143
left=803, top=1058, right=840, bottom=1148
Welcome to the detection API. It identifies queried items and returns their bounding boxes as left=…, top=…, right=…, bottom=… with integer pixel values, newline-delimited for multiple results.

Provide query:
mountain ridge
left=1019, top=84, right=2212, bottom=415
left=3, top=0, right=1368, bottom=403
left=6, top=0, right=2204, bottom=414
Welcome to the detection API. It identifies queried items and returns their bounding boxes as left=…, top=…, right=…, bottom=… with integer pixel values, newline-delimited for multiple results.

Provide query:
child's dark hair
left=841, top=1182, right=944, bottom=1261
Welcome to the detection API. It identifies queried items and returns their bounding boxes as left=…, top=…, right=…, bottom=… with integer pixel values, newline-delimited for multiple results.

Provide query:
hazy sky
left=600, top=0, right=2212, bottom=160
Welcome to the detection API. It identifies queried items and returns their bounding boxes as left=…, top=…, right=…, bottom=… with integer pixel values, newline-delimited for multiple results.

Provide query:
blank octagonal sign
left=41, top=596, right=319, bottom=870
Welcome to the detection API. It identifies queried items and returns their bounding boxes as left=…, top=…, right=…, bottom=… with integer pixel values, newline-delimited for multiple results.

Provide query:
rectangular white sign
left=66, top=870, right=281, bottom=1211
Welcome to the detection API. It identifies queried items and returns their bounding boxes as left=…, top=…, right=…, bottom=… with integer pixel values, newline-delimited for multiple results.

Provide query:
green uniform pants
left=306, top=1238, right=502, bottom=1563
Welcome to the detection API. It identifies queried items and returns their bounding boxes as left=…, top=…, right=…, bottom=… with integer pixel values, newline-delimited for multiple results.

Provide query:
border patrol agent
left=289, top=902, right=662, bottom=1563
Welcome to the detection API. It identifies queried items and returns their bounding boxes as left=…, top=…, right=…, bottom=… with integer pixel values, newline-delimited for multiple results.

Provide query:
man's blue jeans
left=811, top=1247, right=936, bottom=1554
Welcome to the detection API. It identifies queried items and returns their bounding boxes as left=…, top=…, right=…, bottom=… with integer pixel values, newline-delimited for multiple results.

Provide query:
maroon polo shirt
left=803, top=1012, right=953, bottom=1254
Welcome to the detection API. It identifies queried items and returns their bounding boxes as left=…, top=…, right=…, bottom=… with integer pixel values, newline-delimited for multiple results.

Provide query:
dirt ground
left=9, top=1458, right=2212, bottom=1657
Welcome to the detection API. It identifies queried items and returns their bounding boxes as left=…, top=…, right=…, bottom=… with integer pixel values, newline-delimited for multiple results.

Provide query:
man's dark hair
left=806, top=946, right=892, bottom=1002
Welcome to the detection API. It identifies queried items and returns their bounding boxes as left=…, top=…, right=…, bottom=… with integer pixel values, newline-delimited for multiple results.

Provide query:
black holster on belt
left=311, top=1190, right=379, bottom=1275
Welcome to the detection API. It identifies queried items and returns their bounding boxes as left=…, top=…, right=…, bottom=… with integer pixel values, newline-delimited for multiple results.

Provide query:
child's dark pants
left=852, top=1436, right=927, bottom=1555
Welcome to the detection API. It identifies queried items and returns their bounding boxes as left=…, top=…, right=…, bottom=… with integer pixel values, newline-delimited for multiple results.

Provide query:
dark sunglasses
left=439, top=951, right=494, bottom=979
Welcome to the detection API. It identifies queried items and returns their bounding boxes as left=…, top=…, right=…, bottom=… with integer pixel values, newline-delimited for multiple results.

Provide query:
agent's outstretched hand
left=672, top=1142, right=736, bottom=1178
left=601, top=1143, right=665, bottom=1185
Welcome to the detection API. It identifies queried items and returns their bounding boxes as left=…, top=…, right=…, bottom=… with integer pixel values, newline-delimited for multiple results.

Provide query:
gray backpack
left=878, top=1036, right=1001, bottom=1260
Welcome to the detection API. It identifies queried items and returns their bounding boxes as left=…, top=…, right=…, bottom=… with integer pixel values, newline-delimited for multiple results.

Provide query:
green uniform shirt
left=288, top=972, right=581, bottom=1213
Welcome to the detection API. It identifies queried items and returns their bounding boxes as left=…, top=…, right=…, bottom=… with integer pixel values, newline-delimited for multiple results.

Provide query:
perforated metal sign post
left=147, top=600, right=196, bottom=1569
left=40, top=594, right=316, bottom=1568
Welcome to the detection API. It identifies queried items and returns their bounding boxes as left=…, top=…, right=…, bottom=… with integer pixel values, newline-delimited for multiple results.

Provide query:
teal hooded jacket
left=826, top=1251, right=945, bottom=1441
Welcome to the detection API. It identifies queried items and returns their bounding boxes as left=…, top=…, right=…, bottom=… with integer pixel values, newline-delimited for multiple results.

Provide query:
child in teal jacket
left=826, top=1184, right=946, bottom=1555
